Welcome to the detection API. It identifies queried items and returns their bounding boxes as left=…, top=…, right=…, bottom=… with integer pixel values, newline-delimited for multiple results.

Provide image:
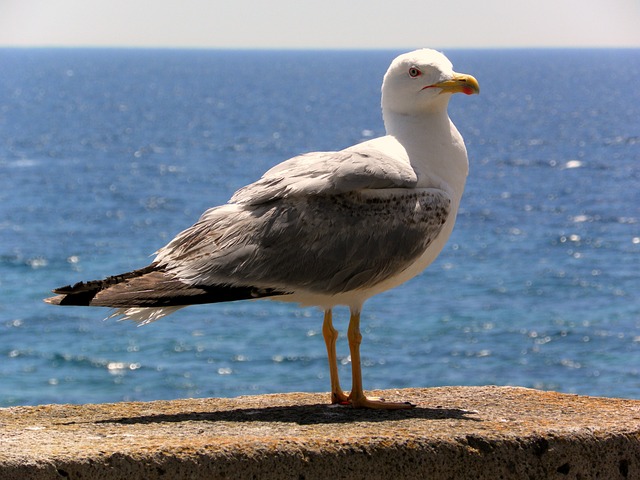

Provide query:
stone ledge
left=1, top=386, right=639, bottom=479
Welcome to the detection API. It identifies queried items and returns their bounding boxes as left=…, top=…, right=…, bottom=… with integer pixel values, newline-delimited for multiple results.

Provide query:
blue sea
left=1, top=48, right=638, bottom=407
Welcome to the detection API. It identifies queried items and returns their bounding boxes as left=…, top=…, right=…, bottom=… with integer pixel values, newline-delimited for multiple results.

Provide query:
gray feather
left=230, top=149, right=418, bottom=206
left=157, top=189, right=451, bottom=295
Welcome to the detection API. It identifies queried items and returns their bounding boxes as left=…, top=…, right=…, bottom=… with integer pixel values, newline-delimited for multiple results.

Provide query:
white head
left=381, top=49, right=479, bottom=118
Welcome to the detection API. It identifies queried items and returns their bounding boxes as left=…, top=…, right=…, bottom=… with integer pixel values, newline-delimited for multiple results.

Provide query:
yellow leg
left=347, top=309, right=414, bottom=409
left=322, top=309, right=349, bottom=404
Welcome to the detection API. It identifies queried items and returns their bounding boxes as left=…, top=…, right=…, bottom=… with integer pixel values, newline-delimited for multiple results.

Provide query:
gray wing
left=155, top=189, right=451, bottom=295
left=230, top=148, right=418, bottom=205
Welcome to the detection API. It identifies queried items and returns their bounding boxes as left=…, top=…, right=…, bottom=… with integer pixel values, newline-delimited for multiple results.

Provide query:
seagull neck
left=384, top=109, right=450, bottom=139
left=383, top=110, right=469, bottom=196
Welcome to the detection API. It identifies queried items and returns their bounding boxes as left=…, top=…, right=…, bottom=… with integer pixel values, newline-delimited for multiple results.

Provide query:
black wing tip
left=44, top=289, right=99, bottom=306
left=44, top=263, right=290, bottom=309
left=45, top=264, right=161, bottom=307
left=51, top=281, right=86, bottom=295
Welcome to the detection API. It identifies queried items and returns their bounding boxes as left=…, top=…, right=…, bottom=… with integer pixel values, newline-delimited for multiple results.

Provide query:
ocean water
left=0, top=48, right=638, bottom=407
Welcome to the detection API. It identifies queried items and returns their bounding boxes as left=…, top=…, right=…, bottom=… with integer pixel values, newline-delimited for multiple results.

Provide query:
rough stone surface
left=1, top=386, right=639, bottom=479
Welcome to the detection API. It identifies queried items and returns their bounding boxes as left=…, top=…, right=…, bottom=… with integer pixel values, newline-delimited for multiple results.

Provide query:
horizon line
left=1, top=44, right=639, bottom=51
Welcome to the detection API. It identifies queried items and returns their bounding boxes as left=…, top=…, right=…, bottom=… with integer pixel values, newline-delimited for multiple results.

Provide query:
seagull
left=45, top=49, right=479, bottom=409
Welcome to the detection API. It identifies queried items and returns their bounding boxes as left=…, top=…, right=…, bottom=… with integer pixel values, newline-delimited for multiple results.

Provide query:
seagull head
left=381, top=49, right=479, bottom=116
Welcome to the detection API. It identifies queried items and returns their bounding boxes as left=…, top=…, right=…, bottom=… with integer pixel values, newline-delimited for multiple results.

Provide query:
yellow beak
left=431, top=73, right=480, bottom=95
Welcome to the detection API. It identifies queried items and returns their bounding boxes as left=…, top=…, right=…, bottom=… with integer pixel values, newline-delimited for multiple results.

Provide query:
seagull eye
left=408, top=67, right=422, bottom=78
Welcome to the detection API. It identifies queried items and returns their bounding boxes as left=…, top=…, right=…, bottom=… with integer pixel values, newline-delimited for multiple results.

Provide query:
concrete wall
left=2, top=386, right=639, bottom=479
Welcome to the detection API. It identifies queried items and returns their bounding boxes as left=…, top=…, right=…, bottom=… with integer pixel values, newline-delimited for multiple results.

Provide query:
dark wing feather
left=44, top=264, right=286, bottom=308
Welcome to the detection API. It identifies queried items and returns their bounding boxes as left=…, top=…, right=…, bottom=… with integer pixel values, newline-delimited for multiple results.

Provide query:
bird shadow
left=86, top=403, right=480, bottom=426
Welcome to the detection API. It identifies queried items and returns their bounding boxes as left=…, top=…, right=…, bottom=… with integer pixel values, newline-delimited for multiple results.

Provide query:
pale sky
left=1, top=0, right=639, bottom=49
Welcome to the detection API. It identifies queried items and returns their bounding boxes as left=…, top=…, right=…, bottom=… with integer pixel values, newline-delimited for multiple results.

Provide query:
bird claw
left=330, top=391, right=415, bottom=409
left=330, top=391, right=350, bottom=405
left=349, top=396, right=415, bottom=410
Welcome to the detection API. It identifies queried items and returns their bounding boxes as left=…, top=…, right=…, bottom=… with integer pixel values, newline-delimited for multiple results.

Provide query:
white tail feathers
left=108, top=306, right=186, bottom=326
